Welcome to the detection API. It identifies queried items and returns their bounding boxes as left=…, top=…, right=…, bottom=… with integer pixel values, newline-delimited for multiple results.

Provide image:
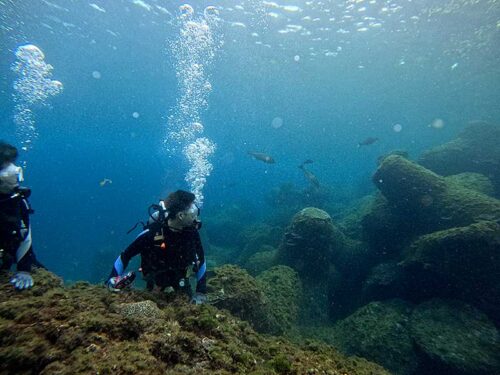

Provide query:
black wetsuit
left=0, top=189, right=43, bottom=272
left=108, top=222, right=206, bottom=293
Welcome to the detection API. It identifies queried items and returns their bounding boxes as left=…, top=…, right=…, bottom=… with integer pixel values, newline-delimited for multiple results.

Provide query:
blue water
left=0, top=0, right=499, bottom=282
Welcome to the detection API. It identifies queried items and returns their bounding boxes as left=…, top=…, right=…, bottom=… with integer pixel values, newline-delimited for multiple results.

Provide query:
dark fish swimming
left=358, top=137, right=379, bottom=147
left=247, top=151, right=275, bottom=164
left=298, top=163, right=320, bottom=189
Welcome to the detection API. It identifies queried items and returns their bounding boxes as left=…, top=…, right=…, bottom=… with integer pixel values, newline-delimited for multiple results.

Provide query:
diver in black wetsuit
left=0, top=141, right=44, bottom=290
left=106, top=190, right=207, bottom=304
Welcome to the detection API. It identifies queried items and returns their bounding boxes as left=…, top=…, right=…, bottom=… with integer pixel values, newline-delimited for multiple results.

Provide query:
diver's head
left=165, top=190, right=200, bottom=229
left=0, top=141, right=23, bottom=195
left=0, top=141, right=18, bottom=168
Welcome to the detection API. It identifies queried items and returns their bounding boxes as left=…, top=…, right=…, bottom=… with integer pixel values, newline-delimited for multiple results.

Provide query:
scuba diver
left=0, top=141, right=44, bottom=290
left=106, top=190, right=207, bottom=304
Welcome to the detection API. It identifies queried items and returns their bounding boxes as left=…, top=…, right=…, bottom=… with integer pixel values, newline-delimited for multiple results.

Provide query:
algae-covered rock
left=331, top=299, right=418, bottom=375
left=373, top=155, right=500, bottom=233
left=419, top=121, right=500, bottom=196
left=243, top=246, right=277, bottom=276
left=237, top=224, right=283, bottom=264
left=362, top=262, right=408, bottom=302
left=276, top=207, right=346, bottom=282
left=256, top=266, right=302, bottom=333
left=410, top=299, right=500, bottom=375
left=445, top=172, right=495, bottom=196
left=401, top=220, right=500, bottom=322
left=206, top=264, right=281, bottom=334
left=0, top=269, right=391, bottom=375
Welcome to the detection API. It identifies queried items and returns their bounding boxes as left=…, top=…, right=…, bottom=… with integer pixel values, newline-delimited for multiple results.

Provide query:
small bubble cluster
left=184, top=137, right=216, bottom=205
left=11, top=44, right=63, bottom=150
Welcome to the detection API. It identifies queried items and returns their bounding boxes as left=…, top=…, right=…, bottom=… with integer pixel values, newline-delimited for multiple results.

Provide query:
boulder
left=419, top=121, right=500, bottom=196
left=331, top=299, right=418, bottom=375
left=410, top=299, right=500, bottom=375
left=401, top=220, right=500, bottom=322
left=373, top=155, right=500, bottom=234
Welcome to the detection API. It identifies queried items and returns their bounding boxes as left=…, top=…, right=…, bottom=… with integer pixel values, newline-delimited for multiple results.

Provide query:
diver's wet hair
left=0, top=141, right=18, bottom=165
left=164, top=190, right=196, bottom=218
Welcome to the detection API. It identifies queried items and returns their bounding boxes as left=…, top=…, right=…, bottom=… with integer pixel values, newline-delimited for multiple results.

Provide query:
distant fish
left=99, top=178, right=112, bottom=187
left=358, top=137, right=379, bottom=147
left=89, top=3, right=106, bottom=13
left=301, top=159, right=314, bottom=165
left=298, top=164, right=320, bottom=189
left=248, top=151, right=275, bottom=164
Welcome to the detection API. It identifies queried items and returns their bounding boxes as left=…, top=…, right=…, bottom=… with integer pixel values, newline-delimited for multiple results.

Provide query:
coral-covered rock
left=206, top=265, right=281, bottom=334
left=445, top=172, right=495, bottom=196
left=237, top=224, right=282, bottom=264
left=373, top=155, right=500, bottom=233
left=331, top=299, right=418, bottom=375
left=401, top=220, right=500, bottom=322
left=276, top=207, right=346, bottom=282
left=410, top=299, right=500, bottom=375
left=243, top=245, right=277, bottom=276
left=256, top=266, right=302, bottom=333
left=0, top=270, right=390, bottom=375
left=419, top=121, right=500, bottom=196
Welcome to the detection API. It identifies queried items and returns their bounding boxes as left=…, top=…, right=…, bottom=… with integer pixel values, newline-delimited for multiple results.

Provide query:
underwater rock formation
left=419, top=121, right=500, bottom=197
left=276, top=207, right=345, bottom=282
left=256, top=266, right=302, bottom=333
left=373, top=155, right=500, bottom=234
left=444, top=172, right=495, bottom=196
left=206, top=264, right=282, bottom=334
left=0, top=268, right=390, bottom=375
left=331, top=299, right=418, bottom=375
left=243, top=245, right=277, bottom=276
left=410, top=299, right=500, bottom=375
left=400, top=220, right=500, bottom=323
left=237, top=223, right=282, bottom=264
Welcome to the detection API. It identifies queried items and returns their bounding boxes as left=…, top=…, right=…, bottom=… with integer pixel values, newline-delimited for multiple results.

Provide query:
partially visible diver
left=105, top=190, right=208, bottom=304
left=0, top=141, right=45, bottom=290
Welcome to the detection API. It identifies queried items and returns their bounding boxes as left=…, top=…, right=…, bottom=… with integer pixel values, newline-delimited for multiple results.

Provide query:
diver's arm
left=107, top=229, right=149, bottom=280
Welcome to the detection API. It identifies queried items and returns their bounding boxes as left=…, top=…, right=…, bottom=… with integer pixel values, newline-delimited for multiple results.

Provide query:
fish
left=299, top=164, right=320, bottom=189
left=99, top=178, right=112, bottom=187
left=301, top=159, right=314, bottom=165
left=247, top=151, right=275, bottom=164
left=358, top=137, right=379, bottom=147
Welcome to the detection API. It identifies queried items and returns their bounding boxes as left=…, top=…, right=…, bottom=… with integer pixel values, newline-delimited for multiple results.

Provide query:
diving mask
left=0, top=163, right=23, bottom=194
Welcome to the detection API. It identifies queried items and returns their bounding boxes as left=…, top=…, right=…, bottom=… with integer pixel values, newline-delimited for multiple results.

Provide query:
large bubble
left=11, top=44, right=63, bottom=150
left=165, top=5, right=222, bottom=205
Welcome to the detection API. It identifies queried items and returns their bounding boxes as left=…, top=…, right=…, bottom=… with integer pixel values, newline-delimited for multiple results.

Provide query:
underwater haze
left=2, top=1, right=500, bottom=374
left=1, top=0, right=498, bottom=281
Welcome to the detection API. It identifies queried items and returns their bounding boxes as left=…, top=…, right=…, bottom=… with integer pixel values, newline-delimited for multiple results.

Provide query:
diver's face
left=178, top=203, right=200, bottom=227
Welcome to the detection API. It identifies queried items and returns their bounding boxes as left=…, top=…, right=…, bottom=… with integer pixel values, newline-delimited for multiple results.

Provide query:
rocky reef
left=0, top=268, right=390, bottom=375
left=418, top=122, right=500, bottom=197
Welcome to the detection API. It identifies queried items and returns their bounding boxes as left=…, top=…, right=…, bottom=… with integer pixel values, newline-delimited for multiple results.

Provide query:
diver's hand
left=190, top=292, right=207, bottom=305
left=10, top=271, right=34, bottom=290
left=106, top=271, right=136, bottom=292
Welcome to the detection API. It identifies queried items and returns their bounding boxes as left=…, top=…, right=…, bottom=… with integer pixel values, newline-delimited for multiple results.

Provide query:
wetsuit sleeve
left=107, top=229, right=150, bottom=280
left=16, top=248, right=36, bottom=272
left=194, top=230, right=207, bottom=293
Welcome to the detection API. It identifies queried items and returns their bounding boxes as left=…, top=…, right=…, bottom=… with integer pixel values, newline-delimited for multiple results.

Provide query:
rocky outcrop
left=410, top=299, right=500, bottom=375
left=419, top=121, right=500, bottom=197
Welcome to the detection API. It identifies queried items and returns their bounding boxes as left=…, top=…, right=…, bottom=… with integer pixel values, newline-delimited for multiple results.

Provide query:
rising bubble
left=132, top=112, right=140, bottom=118
left=393, top=123, right=402, bottom=132
left=92, top=70, right=101, bottom=79
left=12, top=44, right=63, bottom=151
left=271, top=117, right=284, bottom=129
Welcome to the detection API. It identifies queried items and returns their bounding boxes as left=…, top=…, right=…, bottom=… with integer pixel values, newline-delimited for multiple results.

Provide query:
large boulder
left=400, top=220, right=500, bottom=323
left=256, top=266, right=302, bottom=333
left=419, top=121, right=500, bottom=197
left=331, top=299, right=418, bottom=375
left=410, top=299, right=500, bottom=375
left=445, top=172, right=495, bottom=196
left=206, top=265, right=282, bottom=334
left=275, top=207, right=346, bottom=282
left=373, top=155, right=500, bottom=234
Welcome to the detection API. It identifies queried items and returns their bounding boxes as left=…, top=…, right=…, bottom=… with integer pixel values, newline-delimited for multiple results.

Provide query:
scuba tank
left=127, top=200, right=169, bottom=234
